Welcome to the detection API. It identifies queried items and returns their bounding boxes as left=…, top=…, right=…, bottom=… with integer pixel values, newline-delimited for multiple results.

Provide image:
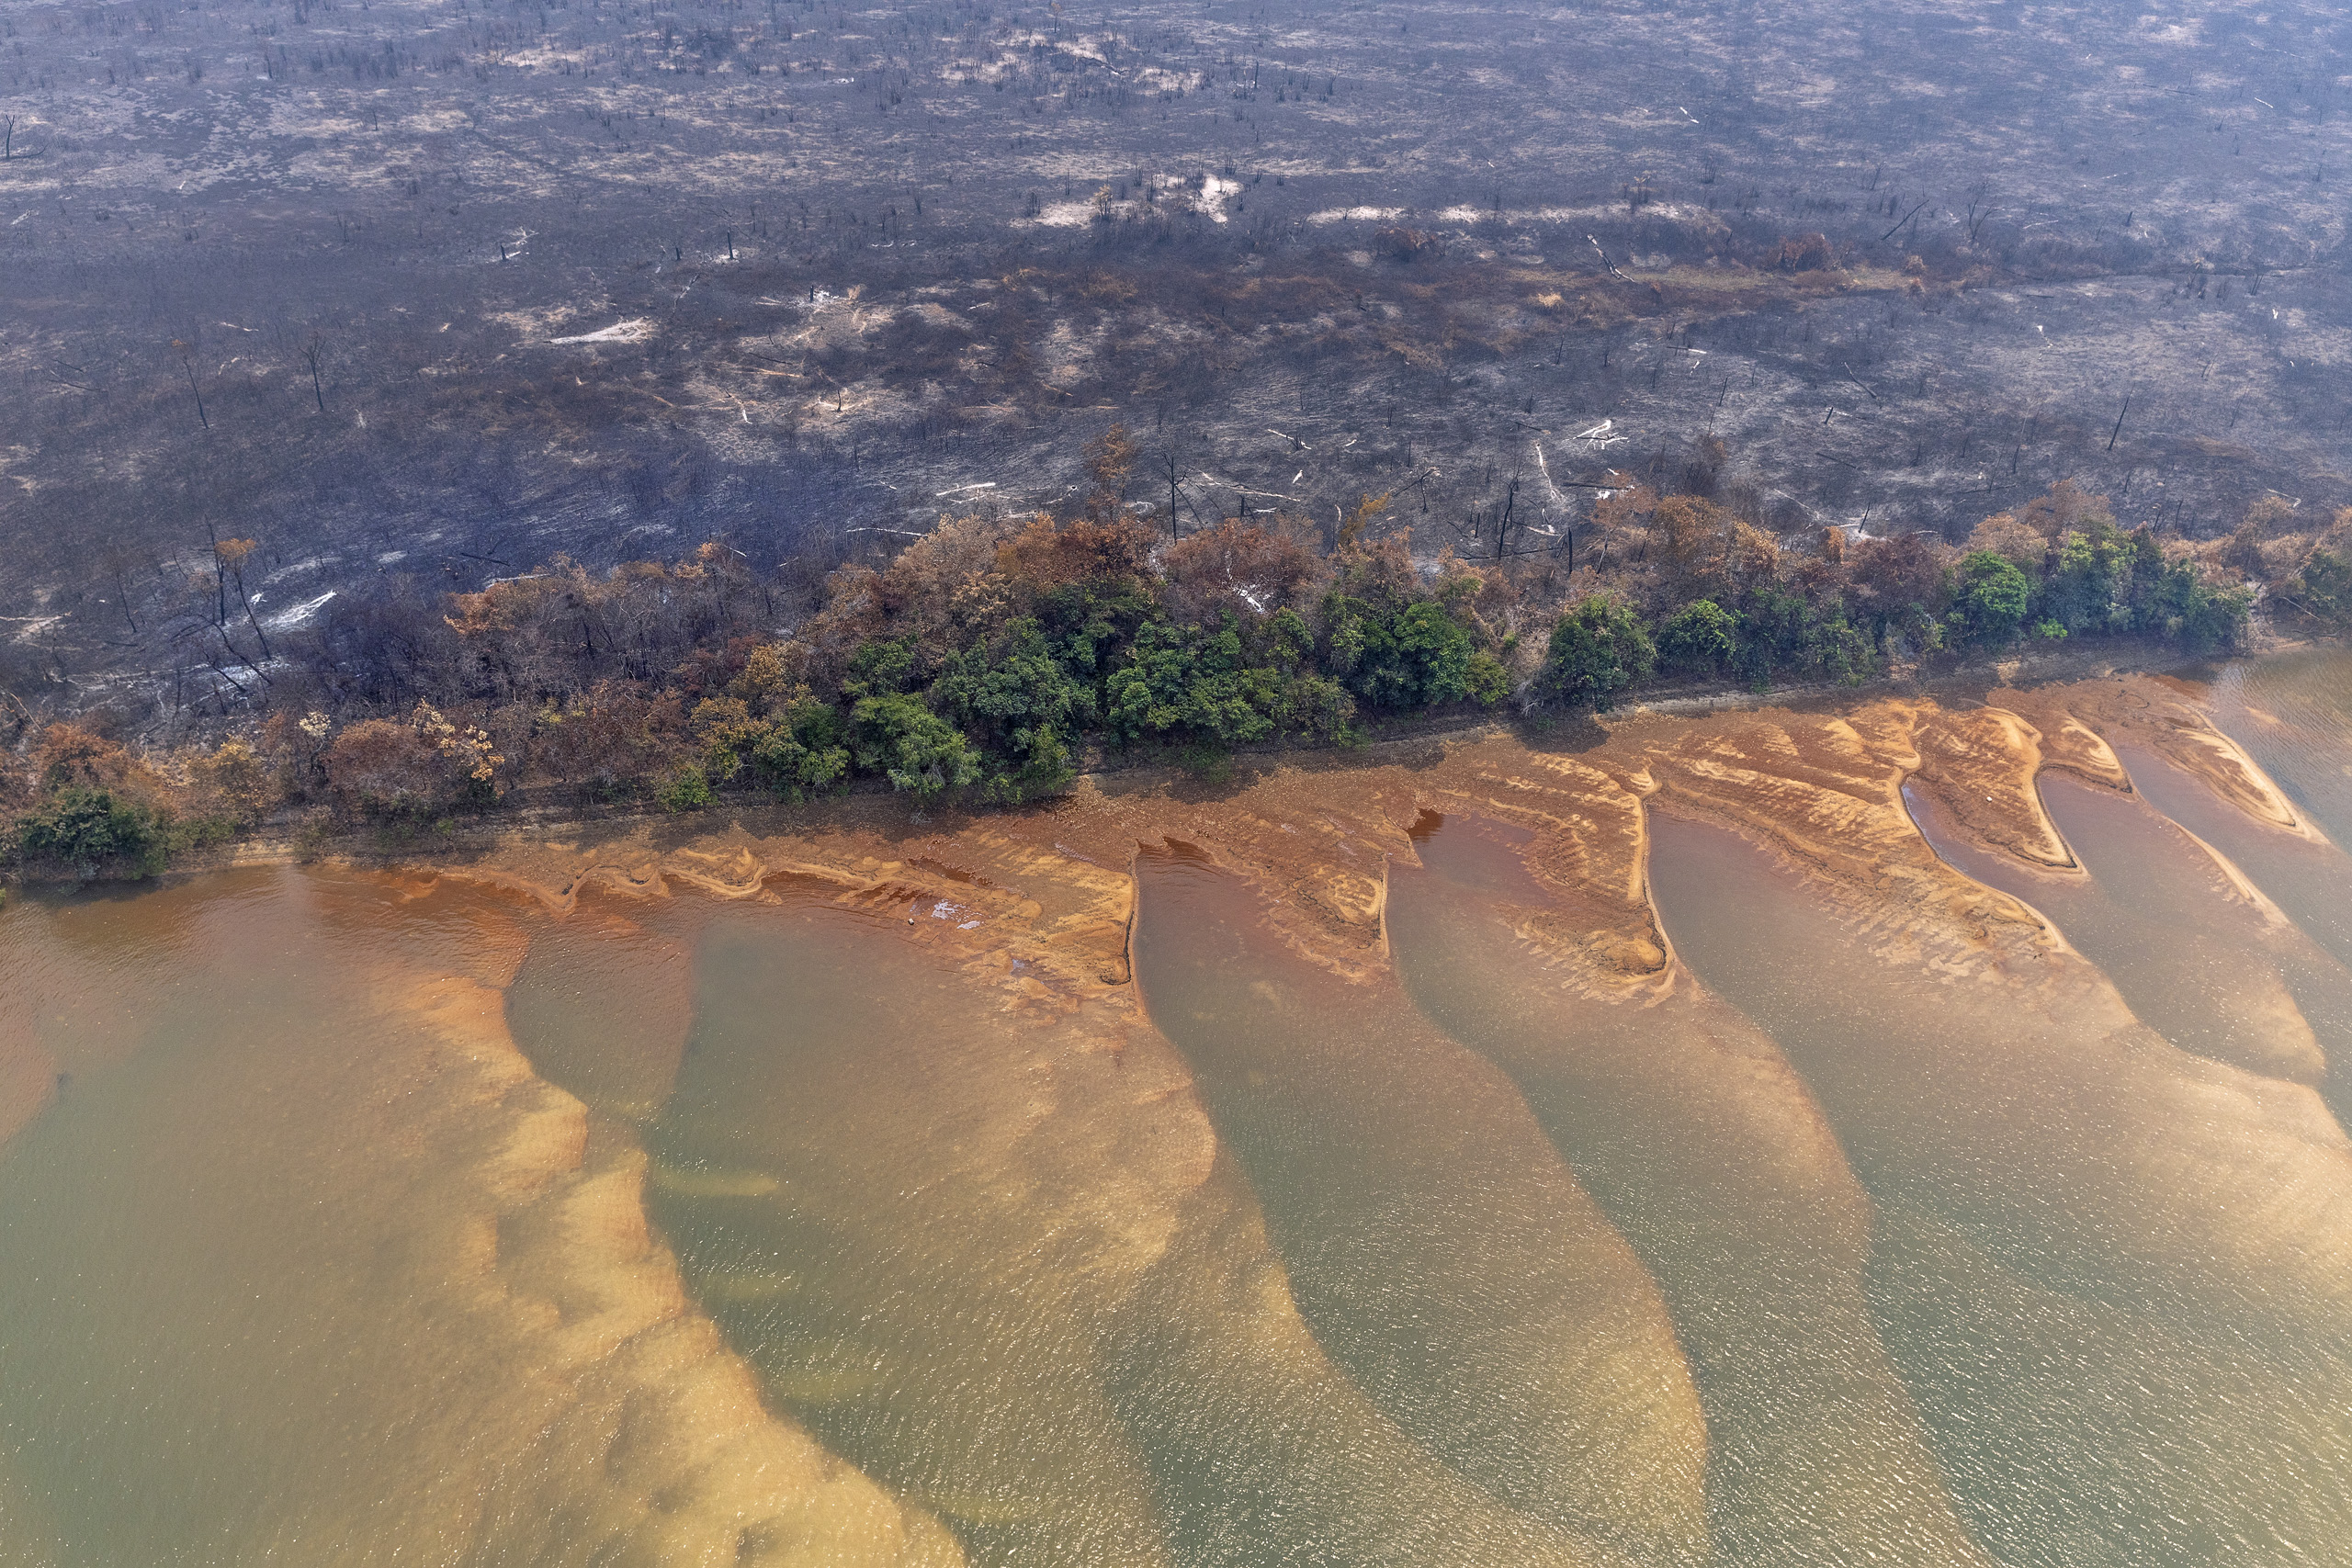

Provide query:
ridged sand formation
left=0, top=871, right=963, bottom=1568
left=349, top=918, right=967, bottom=1568
left=8, top=671, right=2348, bottom=1567
left=405, top=671, right=2352, bottom=1565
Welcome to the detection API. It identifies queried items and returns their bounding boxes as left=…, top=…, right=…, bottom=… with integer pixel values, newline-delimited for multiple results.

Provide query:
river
left=3, top=653, right=2348, bottom=1566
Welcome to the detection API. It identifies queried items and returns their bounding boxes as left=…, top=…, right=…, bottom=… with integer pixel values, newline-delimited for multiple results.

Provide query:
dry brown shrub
left=1654, top=495, right=1776, bottom=596
left=729, top=641, right=811, bottom=715
left=1770, top=232, right=1834, bottom=271
left=1161, top=519, right=1323, bottom=625
left=1337, top=492, right=1391, bottom=551
left=527, top=681, right=685, bottom=800
left=442, top=558, right=596, bottom=642
left=2017, top=479, right=2111, bottom=538
left=1430, top=551, right=1524, bottom=645
left=2235, top=494, right=2304, bottom=541
left=322, top=719, right=447, bottom=816
left=1967, top=512, right=2051, bottom=570
left=997, top=513, right=1159, bottom=593
left=34, top=723, right=134, bottom=790
left=1081, top=423, right=1137, bottom=519
left=187, top=737, right=281, bottom=822
left=1847, top=533, right=1951, bottom=621
left=256, top=710, right=336, bottom=799
left=1591, top=477, right=1659, bottom=537
left=1328, top=530, right=1421, bottom=606
left=1374, top=226, right=1442, bottom=263
left=878, top=513, right=1023, bottom=628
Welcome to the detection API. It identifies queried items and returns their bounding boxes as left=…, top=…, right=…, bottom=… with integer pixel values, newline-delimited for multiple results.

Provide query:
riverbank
left=8, top=631, right=2294, bottom=903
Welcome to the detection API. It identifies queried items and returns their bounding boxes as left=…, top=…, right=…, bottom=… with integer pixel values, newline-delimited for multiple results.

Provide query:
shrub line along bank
left=6, top=435, right=2342, bottom=884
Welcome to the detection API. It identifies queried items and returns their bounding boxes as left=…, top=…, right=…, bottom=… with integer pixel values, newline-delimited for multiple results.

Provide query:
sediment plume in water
left=1386, top=807, right=1993, bottom=1568
left=532, top=858, right=1636, bottom=1568
left=1101, top=1155, right=1645, bottom=1568
left=639, top=891, right=1188, bottom=1568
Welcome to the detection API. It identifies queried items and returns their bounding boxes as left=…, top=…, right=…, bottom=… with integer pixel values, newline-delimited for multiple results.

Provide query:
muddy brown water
left=3, top=654, right=2350, bottom=1566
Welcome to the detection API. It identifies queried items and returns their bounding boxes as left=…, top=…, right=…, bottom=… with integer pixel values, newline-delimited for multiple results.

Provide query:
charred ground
left=2, top=0, right=2349, bottom=716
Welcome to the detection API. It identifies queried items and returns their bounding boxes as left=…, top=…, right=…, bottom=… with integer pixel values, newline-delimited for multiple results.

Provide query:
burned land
left=1, top=0, right=2349, bottom=724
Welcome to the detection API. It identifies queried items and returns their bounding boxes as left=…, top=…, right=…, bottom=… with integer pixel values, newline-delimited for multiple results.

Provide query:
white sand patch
left=1134, top=66, right=1204, bottom=93
left=551, top=319, right=656, bottom=345
left=1307, top=201, right=1714, bottom=231
left=265, top=592, right=337, bottom=632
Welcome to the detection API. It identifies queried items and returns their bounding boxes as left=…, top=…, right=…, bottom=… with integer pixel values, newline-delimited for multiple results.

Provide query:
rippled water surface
left=4, top=658, right=2351, bottom=1566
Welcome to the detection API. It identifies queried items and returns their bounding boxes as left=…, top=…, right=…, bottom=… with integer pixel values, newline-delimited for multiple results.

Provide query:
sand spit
left=2000, top=678, right=2322, bottom=840
left=352, top=942, right=965, bottom=1568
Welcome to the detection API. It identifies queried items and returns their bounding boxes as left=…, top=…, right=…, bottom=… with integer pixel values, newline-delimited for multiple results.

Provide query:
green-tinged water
left=1644, top=811, right=2352, bottom=1567
left=2, top=652, right=2349, bottom=1565
left=1385, top=813, right=1993, bottom=1568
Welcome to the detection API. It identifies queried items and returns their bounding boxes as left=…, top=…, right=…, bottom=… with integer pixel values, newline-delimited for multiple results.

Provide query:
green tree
left=1952, top=550, right=2031, bottom=648
left=931, top=620, right=1091, bottom=801
left=1319, top=594, right=1482, bottom=710
left=2292, top=549, right=2352, bottom=627
left=659, top=761, right=714, bottom=812
left=2043, top=524, right=2134, bottom=634
left=1537, top=594, right=1656, bottom=711
left=844, top=636, right=920, bottom=697
left=1275, top=671, right=1359, bottom=740
left=1657, top=599, right=1739, bottom=675
left=2145, top=559, right=2253, bottom=655
left=850, top=694, right=981, bottom=797
left=6, top=788, right=165, bottom=875
left=748, top=697, right=853, bottom=802
left=1464, top=651, right=1513, bottom=706
left=1103, top=621, right=1279, bottom=748
left=1392, top=601, right=1476, bottom=705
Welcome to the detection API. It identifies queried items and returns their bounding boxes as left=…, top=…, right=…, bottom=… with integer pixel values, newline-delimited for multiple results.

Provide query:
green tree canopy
left=1953, top=550, right=2031, bottom=648
left=1537, top=594, right=1656, bottom=711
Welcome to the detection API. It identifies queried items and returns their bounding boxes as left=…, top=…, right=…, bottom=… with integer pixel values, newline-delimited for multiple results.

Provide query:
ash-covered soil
left=3, top=0, right=2347, bottom=708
